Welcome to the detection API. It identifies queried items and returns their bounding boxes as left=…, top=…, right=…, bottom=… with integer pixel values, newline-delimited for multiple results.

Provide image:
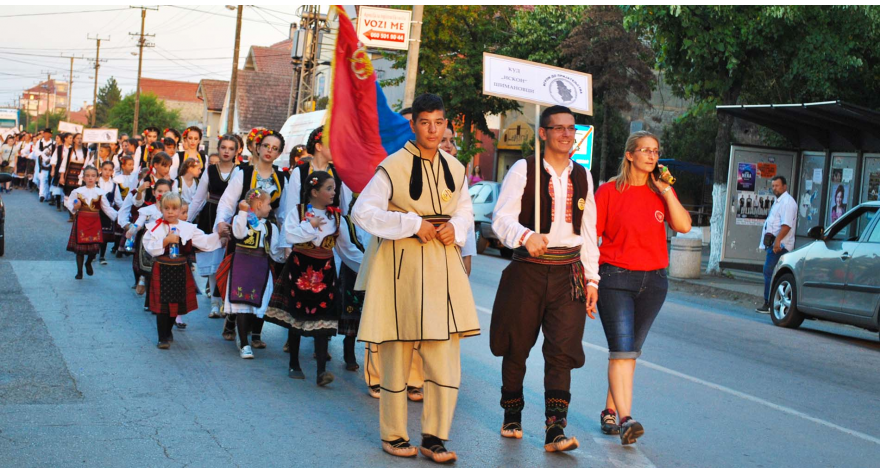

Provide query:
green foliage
left=90, top=77, right=122, bottom=127
left=390, top=5, right=520, bottom=165
left=107, top=92, right=182, bottom=136
left=502, top=5, right=587, bottom=66
left=25, top=110, right=66, bottom=134
left=661, top=109, right=720, bottom=166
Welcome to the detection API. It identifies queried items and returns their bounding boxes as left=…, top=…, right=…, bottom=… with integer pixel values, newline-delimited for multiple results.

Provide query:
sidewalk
left=667, top=246, right=765, bottom=303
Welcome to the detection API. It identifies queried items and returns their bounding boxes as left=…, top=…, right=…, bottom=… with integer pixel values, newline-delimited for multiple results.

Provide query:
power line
left=0, top=7, right=130, bottom=18
left=251, top=7, right=289, bottom=37
left=164, top=5, right=289, bottom=26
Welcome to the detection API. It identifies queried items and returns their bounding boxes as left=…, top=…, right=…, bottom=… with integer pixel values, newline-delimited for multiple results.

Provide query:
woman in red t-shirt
left=594, top=131, right=691, bottom=445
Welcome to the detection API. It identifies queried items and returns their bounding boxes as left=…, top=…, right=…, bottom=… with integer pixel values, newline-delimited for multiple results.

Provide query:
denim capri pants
left=596, top=263, right=668, bottom=359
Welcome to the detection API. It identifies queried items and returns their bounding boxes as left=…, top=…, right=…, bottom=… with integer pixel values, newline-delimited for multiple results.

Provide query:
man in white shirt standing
left=756, top=175, right=797, bottom=313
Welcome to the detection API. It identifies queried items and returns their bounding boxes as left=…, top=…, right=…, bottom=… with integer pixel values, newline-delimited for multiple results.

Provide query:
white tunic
left=65, top=186, right=118, bottom=221
left=214, top=166, right=294, bottom=236
left=143, top=220, right=222, bottom=257
left=223, top=211, right=286, bottom=317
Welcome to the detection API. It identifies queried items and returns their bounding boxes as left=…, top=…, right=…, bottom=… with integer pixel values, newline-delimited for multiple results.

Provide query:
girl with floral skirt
left=66, top=166, right=118, bottom=279
left=215, top=189, right=286, bottom=359
left=143, top=192, right=223, bottom=349
left=125, top=179, right=173, bottom=307
left=265, top=171, right=360, bottom=386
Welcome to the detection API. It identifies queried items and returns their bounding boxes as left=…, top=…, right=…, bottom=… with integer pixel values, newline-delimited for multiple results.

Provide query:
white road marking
left=476, top=304, right=880, bottom=448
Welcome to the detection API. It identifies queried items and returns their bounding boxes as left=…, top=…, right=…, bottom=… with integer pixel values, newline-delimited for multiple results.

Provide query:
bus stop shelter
left=715, top=100, right=880, bottom=269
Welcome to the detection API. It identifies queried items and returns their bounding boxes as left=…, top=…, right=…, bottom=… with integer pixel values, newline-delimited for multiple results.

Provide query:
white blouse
left=232, top=211, right=287, bottom=263
left=143, top=220, right=222, bottom=257
left=65, top=185, right=118, bottom=221
left=187, top=164, right=236, bottom=222
left=214, top=166, right=294, bottom=234
left=284, top=206, right=363, bottom=272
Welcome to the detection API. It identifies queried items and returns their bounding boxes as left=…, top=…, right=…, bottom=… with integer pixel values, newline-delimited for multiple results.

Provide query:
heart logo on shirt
left=655, top=210, right=664, bottom=223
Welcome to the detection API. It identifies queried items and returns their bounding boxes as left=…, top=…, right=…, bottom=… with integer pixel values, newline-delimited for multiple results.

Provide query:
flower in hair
left=309, top=177, right=319, bottom=185
left=163, top=128, right=171, bottom=135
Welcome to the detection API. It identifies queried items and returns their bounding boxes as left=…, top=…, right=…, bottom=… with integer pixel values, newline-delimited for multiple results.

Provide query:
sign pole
left=534, top=103, right=541, bottom=234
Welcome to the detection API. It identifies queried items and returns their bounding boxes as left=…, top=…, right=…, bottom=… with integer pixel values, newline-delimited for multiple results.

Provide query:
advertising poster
left=737, top=162, right=756, bottom=191
left=868, top=171, right=880, bottom=201
left=757, top=162, right=777, bottom=178
left=827, top=170, right=850, bottom=224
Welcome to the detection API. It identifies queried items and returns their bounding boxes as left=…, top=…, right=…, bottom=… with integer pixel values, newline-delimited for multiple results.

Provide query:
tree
left=624, top=5, right=880, bottom=273
left=107, top=92, right=182, bottom=136
left=503, top=5, right=587, bottom=66
left=389, top=5, right=519, bottom=165
left=562, top=6, right=654, bottom=183
left=25, top=110, right=66, bottom=134
left=88, top=77, right=122, bottom=127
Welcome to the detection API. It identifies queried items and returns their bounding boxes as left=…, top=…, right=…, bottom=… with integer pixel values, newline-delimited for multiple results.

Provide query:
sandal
left=368, top=385, right=380, bottom=399
left=382, top=438, right=417, bottom=458
left=501, top=422, right=523, bottom=439
left=175, top=322, right=187, bottom=330
left=251, top=339, right=266, bottom=349
left=406, top=386, right=423, bottom=402
left=419, top=437, right=457, bottom=464
left=544, top=434, right=579, bottom=453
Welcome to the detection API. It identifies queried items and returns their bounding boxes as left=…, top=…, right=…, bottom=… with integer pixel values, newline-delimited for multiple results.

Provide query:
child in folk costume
left=50, top=133, right=73, bottom=212
left=215, top=189, right=285, bottom=359
left=176, top=158, right=200, bottom=204
left=113, top=155, right=137, bottom=257
left=178, top=126, right=207, bottom=175
left=337, top=214, right=366, bottom=371
left=188, top=134, right=239, bottom=319
left=126, top=179, right=173, bottom=302
left=133, top=152, right=174, bottom=207
left=265, top=171, right=360, bottom=386
left=96, top=160, right=122, bottom=264
left=0, top=135, right=15, bottom=192
left=66, top=166, right=118, bottom=279
left=59, top=133, right=89, bottom=221
left=143, top=192, right=223, bottom=349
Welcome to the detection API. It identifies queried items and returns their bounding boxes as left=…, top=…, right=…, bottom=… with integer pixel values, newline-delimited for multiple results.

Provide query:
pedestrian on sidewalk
left=756, top=176, right=797, bottom=314
left=66, top=166, right=118, bottom=280
left=187, top=135, right=240, bottom=319
left=490, top=105, right=600, bottom=452
left=351, top=93, right=479, bottom=463
left=594, top=130, right=691, bottom=445
left=143, top=192, right=223, bottom=350
left=214, top=189, right=285, bottom=360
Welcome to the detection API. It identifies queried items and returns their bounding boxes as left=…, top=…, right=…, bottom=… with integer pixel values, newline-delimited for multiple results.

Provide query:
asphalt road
left=1, top=188, right=878, bottom=467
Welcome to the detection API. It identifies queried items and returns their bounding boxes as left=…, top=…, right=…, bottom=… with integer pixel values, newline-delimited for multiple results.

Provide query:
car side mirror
left=0, top=173, right=14, bottom=184
left=807, top=226, right=824, bottom=240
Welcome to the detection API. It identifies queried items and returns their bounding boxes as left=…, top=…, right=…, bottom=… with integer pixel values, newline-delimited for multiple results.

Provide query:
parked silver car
left=770, top=201, right=880, bottom=339
left=468, top=181, right=512, bottom=258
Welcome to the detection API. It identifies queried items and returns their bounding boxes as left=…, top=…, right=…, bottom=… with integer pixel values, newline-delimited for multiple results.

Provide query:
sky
left=0, top=4, right=316, bottom=110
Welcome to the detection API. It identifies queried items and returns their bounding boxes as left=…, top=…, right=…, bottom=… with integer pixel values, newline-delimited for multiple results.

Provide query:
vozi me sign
left=355, top=6, right=412, bottom=51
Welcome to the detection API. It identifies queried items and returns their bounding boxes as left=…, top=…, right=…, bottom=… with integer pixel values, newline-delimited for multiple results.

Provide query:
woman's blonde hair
left=612, top=130, right=661, bottom=194
left=159, top=192, right=182, bottom=210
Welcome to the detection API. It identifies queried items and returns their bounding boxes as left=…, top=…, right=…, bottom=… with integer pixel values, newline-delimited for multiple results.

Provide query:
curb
left=668, top=277, right=764, bottom=305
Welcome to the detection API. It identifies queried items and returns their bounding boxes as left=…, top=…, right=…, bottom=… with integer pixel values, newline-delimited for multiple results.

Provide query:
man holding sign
left=490, top=105, right=600, bottom=452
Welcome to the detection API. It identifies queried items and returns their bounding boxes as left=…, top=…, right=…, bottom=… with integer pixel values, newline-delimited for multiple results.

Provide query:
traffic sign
left=355, top=6, right=412, bottom=51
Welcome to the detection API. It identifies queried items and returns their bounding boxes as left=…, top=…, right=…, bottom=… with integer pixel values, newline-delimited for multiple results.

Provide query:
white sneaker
left=240, top=345, right=254, bottom=359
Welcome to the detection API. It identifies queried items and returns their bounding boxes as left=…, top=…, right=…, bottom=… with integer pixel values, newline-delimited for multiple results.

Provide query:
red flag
left=324, top=5, right=386, bottom=194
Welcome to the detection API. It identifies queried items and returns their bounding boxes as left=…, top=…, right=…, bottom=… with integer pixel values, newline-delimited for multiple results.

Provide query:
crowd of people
left=4, top=93, right=690, bottom=463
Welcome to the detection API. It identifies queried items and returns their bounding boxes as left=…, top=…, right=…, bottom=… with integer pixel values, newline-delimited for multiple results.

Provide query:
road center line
left=475, top=305, right=880, bottom=447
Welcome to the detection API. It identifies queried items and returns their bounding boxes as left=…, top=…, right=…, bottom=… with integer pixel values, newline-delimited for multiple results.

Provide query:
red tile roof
left=25, top=79, right=67, bottom=97
left=198, top=79, right=229, bottom=111
left=246, top=41, right=294, bottom=75
left=68, top=108, right=90, bottom=126
left=140, top=78, right=201, bottom=103
left=235, top=69, right=292, bottom=132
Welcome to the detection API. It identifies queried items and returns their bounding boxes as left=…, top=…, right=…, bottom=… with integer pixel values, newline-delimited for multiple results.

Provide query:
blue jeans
left=596, top=264, right=668, bottom=359
left=763, top=247, right=788, bottom=304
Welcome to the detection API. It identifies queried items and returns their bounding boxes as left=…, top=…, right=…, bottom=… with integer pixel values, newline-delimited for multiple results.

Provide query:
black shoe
left=39, top=197, right=44, bottom=202
left=75, top=272, right=83, bottom=280
left=317, top=371, right=334, bottom=386
left=619, top=417, right=644, bottom=445
left=600, top=408, right=620, bottom=435
left=345, top=360, right=360, bottom=371
left=116, top=251, right=124, bottom=259
left=85, top=261, right=94, bottom=276
left=755, top=302, right=771, bottom=314
left=288, top=368, right=305, bottom=379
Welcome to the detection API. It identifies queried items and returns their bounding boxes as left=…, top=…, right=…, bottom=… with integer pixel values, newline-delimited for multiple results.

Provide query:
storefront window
left=826, top=153, right=857, bottom=226
left=796, top=152, right=825, bottom=236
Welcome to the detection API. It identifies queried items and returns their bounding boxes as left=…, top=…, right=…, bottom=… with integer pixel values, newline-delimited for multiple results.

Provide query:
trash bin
left=669, top=237, right=702, bottom=279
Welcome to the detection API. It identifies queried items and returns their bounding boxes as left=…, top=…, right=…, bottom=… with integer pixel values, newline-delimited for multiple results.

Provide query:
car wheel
left=770, top=273, right=804, bottom=329
left=475, top=229, right=488, bottom=254
left=499, top=246, right=513, bottom=259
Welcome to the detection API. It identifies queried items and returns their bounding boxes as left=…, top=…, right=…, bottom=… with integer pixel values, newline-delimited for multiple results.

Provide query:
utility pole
left=39, top=71, right=53, bottom=129
left=130, top=6, right=157, bottom=135
left=402, top=5, right=424, bottom=108
left=294, top=5, right=325, bottom=115
left=59, top=54, right=83, bottom=121
left=226, top=5, right=243, bottom=134
left=87, top=34, right=110, bottom=127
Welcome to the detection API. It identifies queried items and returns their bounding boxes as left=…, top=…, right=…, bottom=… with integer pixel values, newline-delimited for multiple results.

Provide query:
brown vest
left=519, top=157, right=590, bottom=234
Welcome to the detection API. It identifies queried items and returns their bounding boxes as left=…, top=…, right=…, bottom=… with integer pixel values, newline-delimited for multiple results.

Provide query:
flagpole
left=534, top=102, right=540, bottom=234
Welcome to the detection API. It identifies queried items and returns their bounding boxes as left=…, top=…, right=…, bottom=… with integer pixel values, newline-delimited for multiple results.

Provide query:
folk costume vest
left=519, top=156, right=591, bottom=235
left=355, top=141, right=479, bottom=344
left=296, top=162, right=342, bottom=208
left=197, top=164, right=236, bottom=233
left=238, top=164, right=288, bottom=222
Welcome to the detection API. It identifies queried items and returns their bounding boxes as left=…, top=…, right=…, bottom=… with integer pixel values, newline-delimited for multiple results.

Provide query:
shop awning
left=716, top=101, right=880, bottom=151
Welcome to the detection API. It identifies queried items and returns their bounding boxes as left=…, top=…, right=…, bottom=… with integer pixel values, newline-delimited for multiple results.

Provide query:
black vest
left=297, top=162, right=342, bottom=209
left=518, top=157, right=590, bottom=235
left=178, top=150, right=208, bottom=176
left=196, top=164, right=236, bottom=233
left=239, top=165, right=289, bottom=221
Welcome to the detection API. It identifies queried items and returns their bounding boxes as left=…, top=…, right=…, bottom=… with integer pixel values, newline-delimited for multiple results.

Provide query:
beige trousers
left=375, top=336, right=461, bottom=442
left=364, top=343, right=424, bottom=388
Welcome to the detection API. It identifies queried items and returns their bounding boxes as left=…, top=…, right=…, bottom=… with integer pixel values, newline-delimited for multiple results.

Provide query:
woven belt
left=513, top=246, right=587, bottom=303
left=409, top=214, right=450, bottom=239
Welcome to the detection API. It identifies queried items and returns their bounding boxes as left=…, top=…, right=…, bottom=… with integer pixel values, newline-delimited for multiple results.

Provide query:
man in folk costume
left=490, top=105, right=600, bottom=452
left=352, top=94, right=478, bottom=464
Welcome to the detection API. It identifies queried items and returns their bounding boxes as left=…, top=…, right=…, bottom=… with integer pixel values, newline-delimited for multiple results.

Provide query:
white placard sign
left=482, top=53, right=593, bottom=116
left=83, top=128, right=118, bottom=144
left=355, top=6, right=412, bottom=51
left=58, top=121, right=83, bottom=134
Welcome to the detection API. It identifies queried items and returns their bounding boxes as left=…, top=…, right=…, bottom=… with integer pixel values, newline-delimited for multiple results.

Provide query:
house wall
left=165, top=100, right=203, bottom=127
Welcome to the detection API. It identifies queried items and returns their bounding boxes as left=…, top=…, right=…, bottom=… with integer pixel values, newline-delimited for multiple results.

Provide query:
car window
left=472, top=185, right=494, bottom=204
left=468, top=183, right=483, bottom=199
left=867, top=215, right=880, bottom=243
left=827, top=206, right=877, bottom=241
